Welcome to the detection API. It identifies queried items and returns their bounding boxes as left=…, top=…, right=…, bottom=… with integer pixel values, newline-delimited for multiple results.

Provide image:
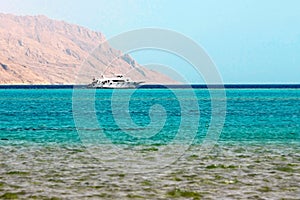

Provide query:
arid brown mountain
left=0, top=13, right=175, bottom=84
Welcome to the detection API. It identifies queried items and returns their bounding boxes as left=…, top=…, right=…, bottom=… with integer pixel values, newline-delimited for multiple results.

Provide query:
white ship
left=87, top=74, right=144, bottom=89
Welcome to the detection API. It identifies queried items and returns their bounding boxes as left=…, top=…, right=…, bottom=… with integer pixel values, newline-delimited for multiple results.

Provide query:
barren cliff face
left=0, top=13, right=175, bottom=84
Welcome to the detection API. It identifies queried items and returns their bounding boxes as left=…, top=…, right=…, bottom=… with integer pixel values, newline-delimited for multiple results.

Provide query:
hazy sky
left=1, top=0, right=299, bottom=83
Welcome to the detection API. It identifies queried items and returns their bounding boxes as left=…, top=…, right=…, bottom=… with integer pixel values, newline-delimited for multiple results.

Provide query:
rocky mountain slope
left=0, top=13, right=174, bottom=84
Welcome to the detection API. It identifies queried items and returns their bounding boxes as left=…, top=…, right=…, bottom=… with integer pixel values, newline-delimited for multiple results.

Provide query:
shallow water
left=0, top=89, right=299, bottom=199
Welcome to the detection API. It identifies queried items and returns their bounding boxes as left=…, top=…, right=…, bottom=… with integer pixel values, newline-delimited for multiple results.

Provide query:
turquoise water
left=0, top=89, right=299, bottom=144
left=0, top=89, right=299, bottom=199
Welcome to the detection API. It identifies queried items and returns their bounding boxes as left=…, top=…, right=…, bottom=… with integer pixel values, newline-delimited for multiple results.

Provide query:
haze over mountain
left=0, top=13, right=174, bottom=84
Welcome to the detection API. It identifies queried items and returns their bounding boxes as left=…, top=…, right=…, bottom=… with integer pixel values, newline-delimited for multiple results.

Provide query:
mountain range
left=0, top=13, right=174, bottom=84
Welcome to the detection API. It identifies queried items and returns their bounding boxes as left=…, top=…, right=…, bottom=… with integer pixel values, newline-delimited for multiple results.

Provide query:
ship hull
left=87, top=82, right=141, bottom=89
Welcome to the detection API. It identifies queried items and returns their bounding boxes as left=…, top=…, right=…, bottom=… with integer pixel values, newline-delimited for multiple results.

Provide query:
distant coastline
left=0, top=84, right=300, bottom=89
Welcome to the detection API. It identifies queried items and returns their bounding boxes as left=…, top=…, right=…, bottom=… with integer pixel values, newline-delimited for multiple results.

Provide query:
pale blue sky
left=1, top=0, right=300, bottom=83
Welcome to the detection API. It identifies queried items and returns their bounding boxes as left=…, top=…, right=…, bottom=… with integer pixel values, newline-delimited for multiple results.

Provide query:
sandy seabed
left=0, top=142, right=299, bottom=199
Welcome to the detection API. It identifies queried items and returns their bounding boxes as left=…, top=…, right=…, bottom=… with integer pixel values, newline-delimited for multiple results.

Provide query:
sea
left=0, top=86, right=299, bottom=199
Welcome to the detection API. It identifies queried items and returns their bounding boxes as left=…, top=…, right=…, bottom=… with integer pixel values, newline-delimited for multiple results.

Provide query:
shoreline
left=0, top=84, right=300, bottom=89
